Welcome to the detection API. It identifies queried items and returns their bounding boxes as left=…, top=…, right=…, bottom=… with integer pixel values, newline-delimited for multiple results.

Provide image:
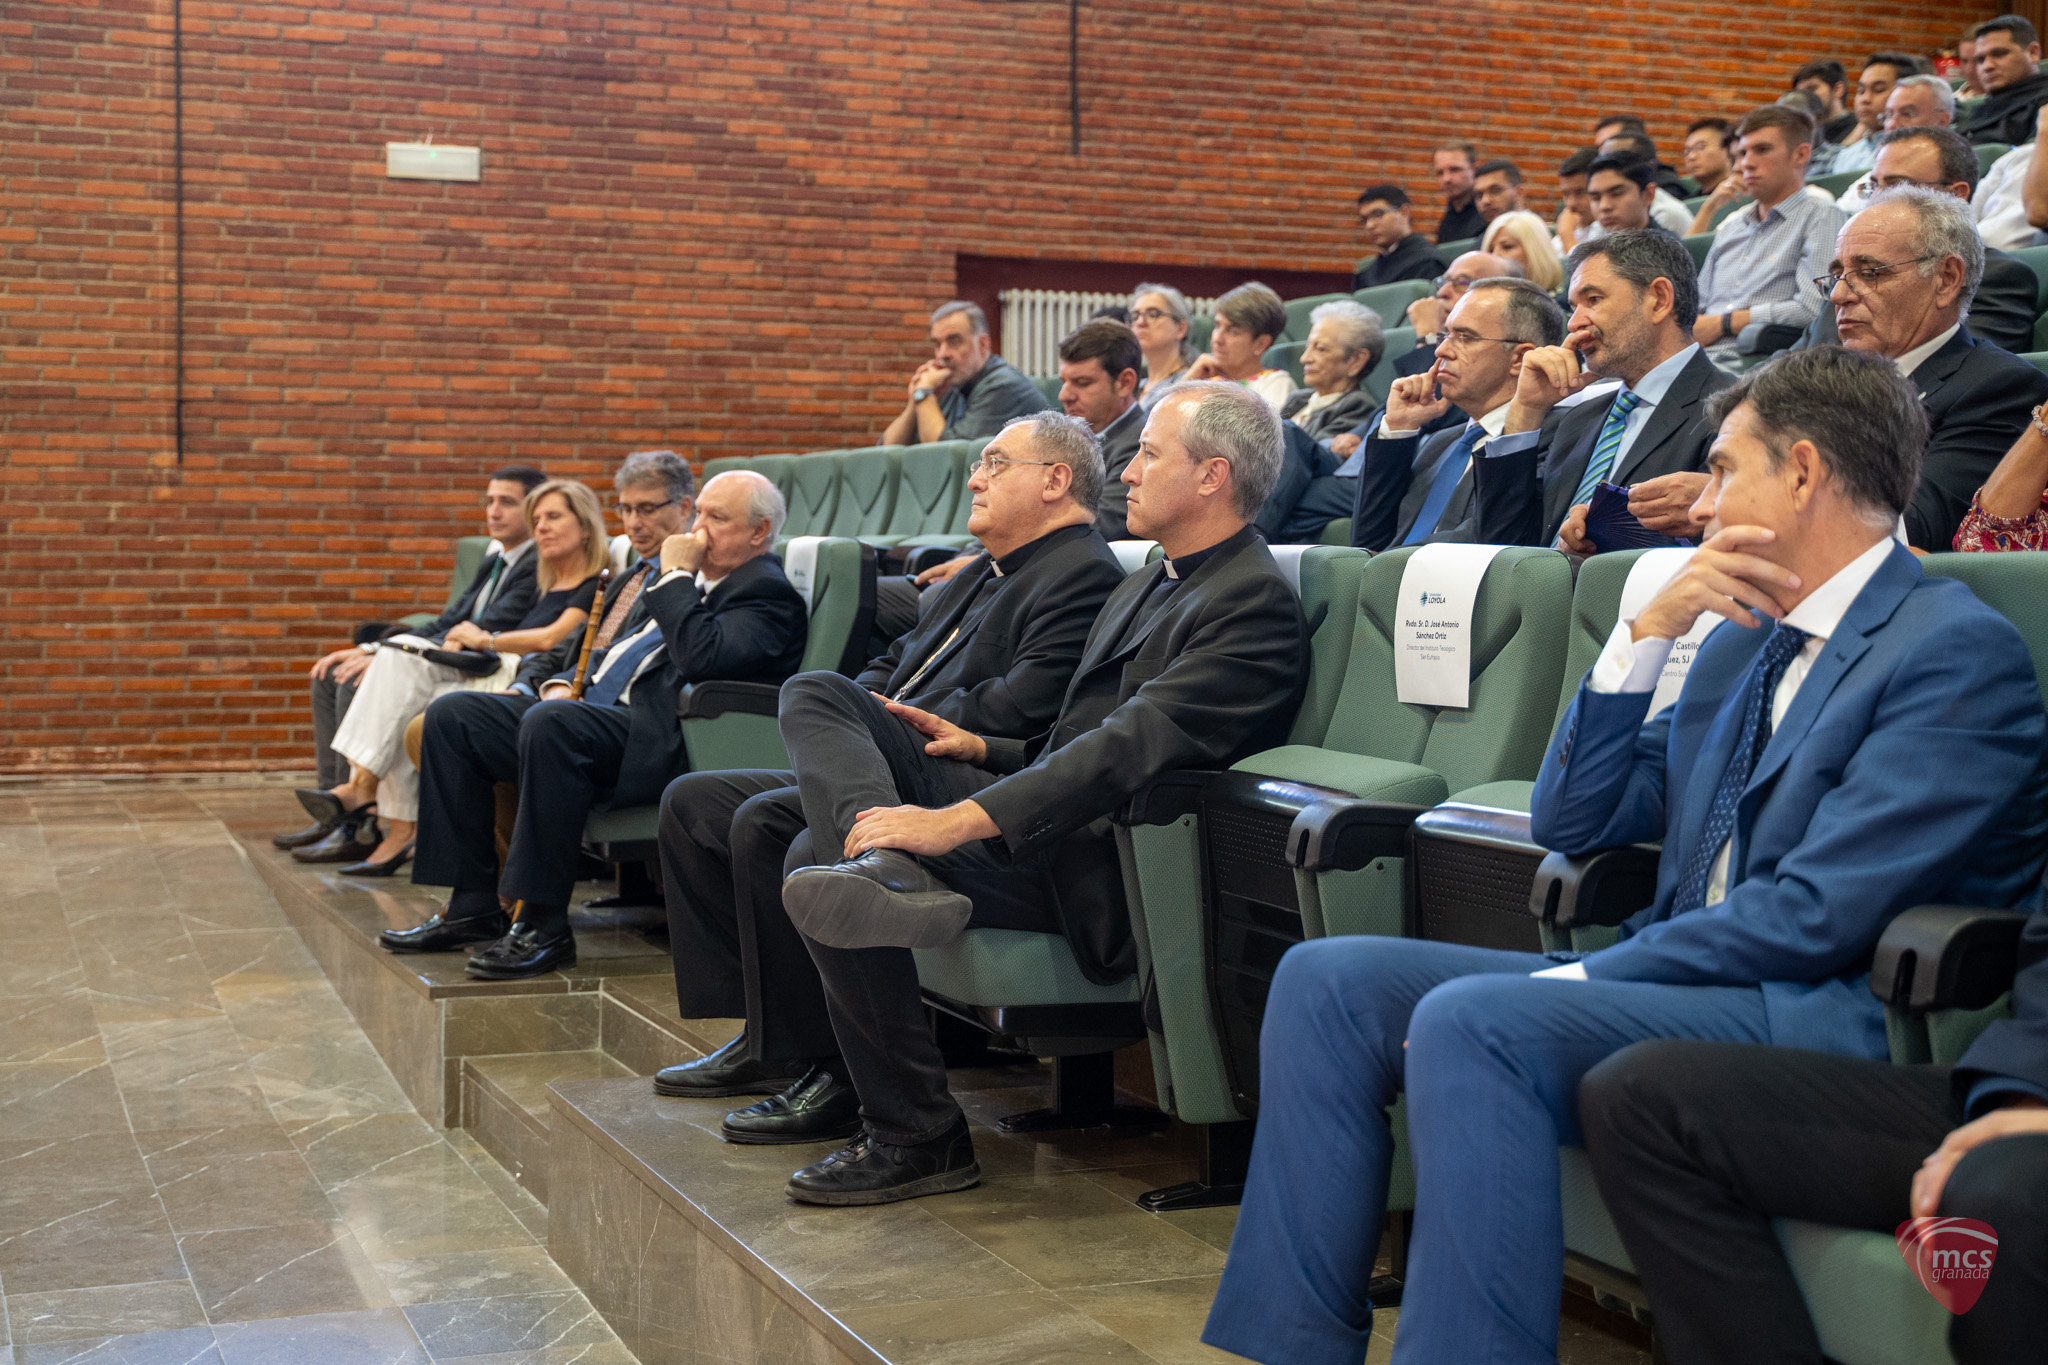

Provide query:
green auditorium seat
left=1189, top=314, right=1213, bottom=354
left=1033, top=374, right=1062, bottom=406
left=1680, top=232, right=1714, bottom=272
left=896, top=438, right=992, bottom=559
left=867, top=440, right=969, bottom=547
left=1261, top=340, right=1307, bottom=387
left=2025, top=351, right=2048, bottom=380
left=701, top=454, right=755, bottom=482
left=1362, top=328, right=1419, bottom=407
left=777, top=452, right=843, bottom=538
left=1351, top=278, right=1435, bottom=325
left=2006, top=243, right=2048, bottom=313
left=398, top=536, right=495, bottom=629
left=1810, top=168, right=1865, bottom=200
left=822, top=446, right=899, bottom=539
left=1282, top=292, right=1355, bottom=342
left=1975, top=141, right=2013, bottom=176
left=1708, top=195, right=1752, bottom=228
left=1437, top=236, right=1479, bottom=259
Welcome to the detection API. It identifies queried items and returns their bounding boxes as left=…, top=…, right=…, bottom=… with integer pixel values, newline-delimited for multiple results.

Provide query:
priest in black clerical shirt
left=1352, top=183, right=1450, bottom=291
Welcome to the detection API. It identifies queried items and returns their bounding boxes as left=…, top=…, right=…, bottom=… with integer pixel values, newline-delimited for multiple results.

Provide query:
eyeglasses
left=1438, top=328, right=1519, bottom=351
left=971, top=455, right=1060, bottom=478
left=613, top=498, right=678, bottom=519
left=1431, top=274, right=1483, bottom=293
left=1868, top=175, right=1948, bottom=190
left=1131, top=307, right=1175, bottom=323
left=1813, top=255, right=1942, bottom=296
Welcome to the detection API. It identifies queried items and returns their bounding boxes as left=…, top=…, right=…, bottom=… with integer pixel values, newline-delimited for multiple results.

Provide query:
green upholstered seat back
left=1558, top=548, right=1652, bottom=722
left=447, top=537, right=494, bottom=612
left=825, top=446, right=899, bottom=537
left=1361, top=328, right=1416, bottom=406
left=778, top=452, right=842, bottom=537
left=1316, top=545, right=1572, bottom=792
left=1350, top=278, right=1434, bottom=324
left=1286, top=546, right=1371, bottom=746
left=792, top=536, right=870, bottom=673
left=701, top=455, right=754, bottom=482
left=1923, top=552, right=2048, bottom=699
left=1282, top=292, right=1352, bottom=342
left=883, top=441, right=968, bottom=538
left=943, top=439, right=993, bottom=535
left=1261, top=341, right=1306, bottom=386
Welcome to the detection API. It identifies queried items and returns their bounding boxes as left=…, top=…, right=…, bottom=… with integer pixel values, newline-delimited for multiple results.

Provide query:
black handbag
left=376, top=637, right=503, bottom=677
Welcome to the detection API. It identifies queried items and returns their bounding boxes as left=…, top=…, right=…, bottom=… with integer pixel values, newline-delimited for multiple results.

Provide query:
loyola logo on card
left=1895, top=1217, right=1998, bottom=1313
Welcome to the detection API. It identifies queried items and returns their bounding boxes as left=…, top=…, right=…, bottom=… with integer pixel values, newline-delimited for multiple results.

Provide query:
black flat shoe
left=652, top=1031, right=805, bottom=1099
left=786, top=1117, right=979, bottom=1206
left=722, top=1064, right=863, bottom=1145
left=465, top=926, right=576, bottom=979
left=342, top=840, right=414, bottom=877
left=290, top=810, right=381, bottom=864
left=380, top=907, right=509, bottom=954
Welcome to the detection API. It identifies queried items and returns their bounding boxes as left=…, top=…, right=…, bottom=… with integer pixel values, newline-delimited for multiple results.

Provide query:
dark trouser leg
left=502, top=700, right=632, bottom=934
left=872, top=576, right=922, bottom=644
left=657, top=768, right=794, bottom=1021
left=742, top=804, right=839, bottom=1062
left=1945, top=1132, right=2048, bottom=1365
left=1578, top=1040, right=1957, bottom=1365
left=312, top=674, right=358, bottom=788
left=413, top=691, right=534, bottom=901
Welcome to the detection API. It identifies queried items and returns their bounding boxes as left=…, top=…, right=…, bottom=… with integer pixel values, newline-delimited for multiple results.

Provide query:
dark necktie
left=583, top=626, right=666, bottom=708
left=1670, top=621, right=1812, bottom=913
left=469, top=555, right=507, bottom=621
left=1403, top=422, right=1486, bottom=545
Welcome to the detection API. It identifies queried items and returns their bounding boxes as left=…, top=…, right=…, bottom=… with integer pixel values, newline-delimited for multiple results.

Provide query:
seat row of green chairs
left=700, top=439, right=998, bottom=553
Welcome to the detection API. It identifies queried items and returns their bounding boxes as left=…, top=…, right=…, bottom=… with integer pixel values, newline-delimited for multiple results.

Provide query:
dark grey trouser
left=311, top=674, right=359, bottom=788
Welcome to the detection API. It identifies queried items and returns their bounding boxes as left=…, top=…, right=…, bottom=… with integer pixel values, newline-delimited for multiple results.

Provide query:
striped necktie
left=592, top=561, right=654, bottom=651
left=1570, top=389, right=1645, bottom=509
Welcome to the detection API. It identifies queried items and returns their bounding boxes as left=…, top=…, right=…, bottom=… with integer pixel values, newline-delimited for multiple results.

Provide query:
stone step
left=461, top=1050, right=634, bottom=1203
left=594, top=973, right=740, bottom=1077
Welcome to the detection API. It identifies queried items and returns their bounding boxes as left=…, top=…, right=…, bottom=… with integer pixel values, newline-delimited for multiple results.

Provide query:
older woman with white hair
left=1282, top=300, right=1385, bottom=442
left=1481, top=210, right=1566, bottom=294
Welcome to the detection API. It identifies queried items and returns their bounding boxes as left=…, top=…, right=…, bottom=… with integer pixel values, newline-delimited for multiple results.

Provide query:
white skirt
left=328, top=636, right=519, bottom=821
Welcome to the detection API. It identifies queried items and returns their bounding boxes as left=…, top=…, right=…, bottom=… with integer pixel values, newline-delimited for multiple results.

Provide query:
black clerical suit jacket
left=1471, top=347, right=1734, bottom=548
left=414, top=545, right=540, bottom=642
left=1795, top=247, right=2039, bottom=357
left=1893, top=328, right=2048, bottom=551
left=1353, top=233, right=1448, bottom=291
left=972, top=526, right=1308, bottom=983
left=1091, top=404, right=1146, bottom=542
left=549, top=555, right=808, bottom=805
left=1348, top=422, right=1480, bottom=551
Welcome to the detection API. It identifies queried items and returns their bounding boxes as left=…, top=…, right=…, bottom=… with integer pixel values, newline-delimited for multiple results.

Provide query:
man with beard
left=1472, top=229, right=1736, bottom=551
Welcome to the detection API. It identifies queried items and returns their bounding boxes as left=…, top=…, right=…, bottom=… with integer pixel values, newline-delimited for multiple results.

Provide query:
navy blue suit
left=1205, top=544, right=2048, bottom=1365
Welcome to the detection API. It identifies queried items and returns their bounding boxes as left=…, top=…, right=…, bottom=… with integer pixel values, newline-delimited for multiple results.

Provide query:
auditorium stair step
left=462, top=1049, right=635, bottom=1203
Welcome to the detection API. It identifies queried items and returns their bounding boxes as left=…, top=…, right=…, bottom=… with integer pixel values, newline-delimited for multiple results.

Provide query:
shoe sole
left=782, top=869, right=971, bottom=950
left=720, top=1118, right=864, bottom=1146
left=465, top=957, right=576, bottom=980
left=652, top=1075, right=801, bottom=1099
left=785, top=1162, right=982, bottom=1206
left=379, top=937, right=500, bottom=954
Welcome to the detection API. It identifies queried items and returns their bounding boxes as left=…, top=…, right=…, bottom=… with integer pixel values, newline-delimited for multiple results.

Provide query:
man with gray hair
left=881, top=300, right=1050, bottom=445
left=1283, top=299, right=1384, bottom=442
left=760, top=380, right=1308, bottom=1206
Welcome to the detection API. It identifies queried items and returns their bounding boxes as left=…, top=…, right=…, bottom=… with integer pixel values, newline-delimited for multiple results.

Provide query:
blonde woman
left=1481, top=210, right=1565, bottom=294
left=1130, top=282, right=1195, bottom=406
left=313, top=480, right=609, bottom=875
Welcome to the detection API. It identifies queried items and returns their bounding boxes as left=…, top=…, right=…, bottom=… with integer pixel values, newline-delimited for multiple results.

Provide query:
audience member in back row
left=1053, top=320, right=1145, bottom=540
left=1282, top=300, right=1383, bottom=443
left=767, top=382, right=1307, bottom=1206
left=1206, top=345, right=2048, bottom=1365
left=1431, top=139, right=1485, bottom=243
left=1351, top=183, right=1448, bottom=290
left=651, top=411, right=1124, bottom=1139
left=1832, top=75, right=1959, bottom=213
left=1823, top=51, right=1926, bottom=178
left=1973, top=118, right=2040, bottom=252
left=1479, top=210, right=1563, bottom=293
left=881, top=301, right=1049, bottom=446
left=1595, top=132, right=1699, bottom=231
left=1182, top=282, right=1293, bottom=412
left=397, top=471, right=809, bottom=980
left=1471, top=159, right=1525, bottom=225
left=1582, top=153, right=1667, bottom=240
left=1801, top=128, right=2039, bottom=358
left=1128, top=283, right=1194, bottom=408
left=1478, top=229, right=1733, bottom=551
left=1552, top=146, right=1599, bottom=253
left=1696, top=105, right=1849, bottom=363
left=279, top=464, right=545, bottom=859
left=1957, top=14, right=2048, bottom=145
left=1350, top=277, right=1562, bottom=550
left=1581, top=905, right=2048, bottom=1365
left=1593, top=114, right=1688, bottom=194
left=1402, top=250, right=1525, bottom=344
left=1683, top=117, right=1735, bottom=196
left=1791, top=59, right=1858, bottom=175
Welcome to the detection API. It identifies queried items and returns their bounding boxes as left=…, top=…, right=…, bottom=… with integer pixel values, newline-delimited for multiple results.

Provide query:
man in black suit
left=652, top=411, right=1126, bottom=1145
left=1350, top=278, right=1563, bottom=550
left=1798, top=127, right=2040, bottom=357
left=768, top=381, right=1308, bottom=1205
left=1473, top=229, right=1736, bottom=550
left=279, top=464, right=547, bottom=856
left=1352, top=183, right=1447, bottom=290
left=1580, top=908, right=2048, bottom=1364
left=396, top=470, right=809, bottom=979
left=1053, top=320, right=1145, bottom=540
left=1821, top=185, right=2048, bottom=550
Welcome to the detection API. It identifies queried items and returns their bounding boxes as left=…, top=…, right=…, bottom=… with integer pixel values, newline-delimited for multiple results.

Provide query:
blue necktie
left=583, top=626, right=666, bottom=708
left=1571, top=389, right=1645, bottom=509
left=1403, top=422, right=1486, bottom=545
left=1669, top=622, right=1812, bottom=913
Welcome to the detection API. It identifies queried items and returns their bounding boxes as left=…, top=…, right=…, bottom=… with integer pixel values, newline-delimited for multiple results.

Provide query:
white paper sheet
left=1617, top=547, right=1717, bottom=715
left=1395, top=543, right=1509, bottom=708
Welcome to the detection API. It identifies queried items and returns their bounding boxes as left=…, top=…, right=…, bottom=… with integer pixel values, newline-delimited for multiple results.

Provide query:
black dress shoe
left=273, top=797, right=373, bottom=849
left=290, top=810, right=381, bottom=864
left=781, top=849, right=972, bottom=950
left=272, top=818, right=339, bottom=849
left=786, top=1118, right=980, bottom=1206
left=379, top=907, right=510, bottom=954
left=652, top=1031, right=805, bottom=1099
left=295, top=788, right=346, bottom=822
left=465, top=925, right=576, bottom=979
left=341, top=840, right=414, bottom=877
left=722, top=1064, right=862, bottom=1145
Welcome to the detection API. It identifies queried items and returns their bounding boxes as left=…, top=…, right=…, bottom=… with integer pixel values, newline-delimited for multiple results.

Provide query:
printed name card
left=1395, top=543, right=1508, bottom=708
left=1617, top=547, right=1716, bottom=715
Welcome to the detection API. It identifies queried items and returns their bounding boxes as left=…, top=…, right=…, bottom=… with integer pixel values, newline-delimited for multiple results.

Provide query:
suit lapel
left=1078, top=567, right=1163, bottom=675
left=1611, top=351, right=1710, bottom=487
left=1907, top=329, right=1974, bottom=405
left=900, top=557, right=998, bottom=685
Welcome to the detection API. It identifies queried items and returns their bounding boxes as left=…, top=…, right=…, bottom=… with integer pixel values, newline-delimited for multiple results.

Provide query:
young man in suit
left=765, top=381, right=1308, bottom=1205
left=1349, top=278, right=1563, bottom=550
left=397, top=471, right=809, bottom=980
left=1205, top=346, right=2048, bottom=1365
left=1473, top=228, right=1735, bottom=551
left=652, top=411, right=1126, bottom=1144
left=1054, top=320, right=1145, bottom=541
left=1580, top=906, right=2048, bottom=1364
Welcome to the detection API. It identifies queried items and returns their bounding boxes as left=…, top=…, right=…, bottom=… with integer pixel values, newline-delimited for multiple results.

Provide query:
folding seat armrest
left=1870, top=905, right=2029, bottom=1015
left=1115, top=769, right=1219, bottom=827
left=1528, top=845, right=1661, bottom=928
left=678, top=680, right=783, bottom=720
left=1289, top=798, right=1434, bottom=873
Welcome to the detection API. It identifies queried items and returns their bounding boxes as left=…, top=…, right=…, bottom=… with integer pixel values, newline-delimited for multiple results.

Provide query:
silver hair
left=930, top=300, right=989, bottom=336
left=1891, top=73, right=1957, bottom=118
left=614, top=449, right=695, bottom=502
left=1130, top=282, right=1197, bottom=363
left=1867, top=184, right=1984, bottom=311
left=1000, top=410, right=1106, bottom=516
left=1157, top=379, right=1283, bottom=519
left=1308, top=299, right=1386, bottom=371
left=705, top=469, right=787, bottom=541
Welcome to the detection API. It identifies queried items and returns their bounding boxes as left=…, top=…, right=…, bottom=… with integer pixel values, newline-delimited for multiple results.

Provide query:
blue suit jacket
left=1531, top=543, right=2048, bottom=1059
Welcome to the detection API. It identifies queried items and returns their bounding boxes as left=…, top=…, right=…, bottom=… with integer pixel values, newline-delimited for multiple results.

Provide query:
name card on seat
left=1395, top=543, right=1507, bottom=708
left=783, top=536, right=826, bottom=612
left=1618, top=547, right=1716, bottom=715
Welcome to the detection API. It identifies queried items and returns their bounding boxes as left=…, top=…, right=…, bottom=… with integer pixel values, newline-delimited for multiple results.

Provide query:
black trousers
left=414, top=691, right=630, bottom=935
left=657, top=767, right=840, bottom=1062
left=778, top=670, right=1060, bottom=1145
left=1580, top=1039, right=2048, bottom=1365
left=310, top=674, right=359, bottom=788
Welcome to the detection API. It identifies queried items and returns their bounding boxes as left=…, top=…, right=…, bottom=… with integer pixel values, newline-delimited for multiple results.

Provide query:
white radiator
left=998, top=288, right=1217, bottom=378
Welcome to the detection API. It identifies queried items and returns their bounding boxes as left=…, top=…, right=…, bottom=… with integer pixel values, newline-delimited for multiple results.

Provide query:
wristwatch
left=912, top=386, right=933, bottom=403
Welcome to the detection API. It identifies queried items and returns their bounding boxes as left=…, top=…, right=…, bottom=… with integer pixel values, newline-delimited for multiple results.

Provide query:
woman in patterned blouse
left=1955, top=405, right=2048, bottom=551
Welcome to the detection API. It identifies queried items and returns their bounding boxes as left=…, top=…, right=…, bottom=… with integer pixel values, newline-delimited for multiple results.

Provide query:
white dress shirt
left=1893, top=323, right=1961, bottom=380
left=1975, top=143, right=2038, bottom=251
left=1380, top=399, right=1512, bottom=445
left=470, top=537, right=534, bottom=618
left=1480, top=343, right=1699, bottom=477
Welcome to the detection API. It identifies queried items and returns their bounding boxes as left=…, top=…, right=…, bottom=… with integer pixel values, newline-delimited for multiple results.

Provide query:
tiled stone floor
left=0, top=776, right=633, bottom=1365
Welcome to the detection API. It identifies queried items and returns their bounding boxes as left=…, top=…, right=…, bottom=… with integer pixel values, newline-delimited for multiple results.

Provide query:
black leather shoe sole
left=786, top=1161, right=981, bottom=1206
left=341, top=841, right=414, bottom=877
left=652, top=1068, right=803, bottom=1099
left=722, top=1113, right=864, bottom=1146
left=295, top=788, right=346, bottom=822
left=465, top=941, right=576, bottom=979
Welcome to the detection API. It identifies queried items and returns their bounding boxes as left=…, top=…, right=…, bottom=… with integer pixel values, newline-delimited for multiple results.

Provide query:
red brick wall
left=2, top=0, right=1984, bottom=772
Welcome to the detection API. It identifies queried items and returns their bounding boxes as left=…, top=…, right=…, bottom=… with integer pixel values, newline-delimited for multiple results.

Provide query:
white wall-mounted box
left=385, top=143, right=481, bottom=182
